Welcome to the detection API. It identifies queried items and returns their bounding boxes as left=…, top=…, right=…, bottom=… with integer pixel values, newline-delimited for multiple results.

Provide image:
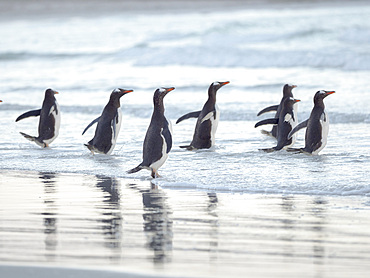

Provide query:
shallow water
left=1, top=171, right=370, bottom=277
left=1, top=1, right=370, bottom=277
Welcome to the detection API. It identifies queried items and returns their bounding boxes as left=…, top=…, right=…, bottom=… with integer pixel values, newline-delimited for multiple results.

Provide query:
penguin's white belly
left=107, top=109, right=122, bottom=155
left=283, top=112, right=298, bottom=148
left=200, top=106, right=219, bottom=147
left=313, top=112, right=329, bottom=155
left=150, top=127, right=168, bottom=171
left=44, top=102, right=60, bottom=145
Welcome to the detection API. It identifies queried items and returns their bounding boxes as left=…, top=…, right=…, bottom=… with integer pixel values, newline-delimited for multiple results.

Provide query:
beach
left=1, top=0, right=370, bottom=277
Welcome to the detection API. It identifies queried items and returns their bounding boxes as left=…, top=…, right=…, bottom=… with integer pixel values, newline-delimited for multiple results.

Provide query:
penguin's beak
left=325, top=91, right=335, bottom=95
left=123, top=90, right=133, bottom=94
left=220, top=81, right=230, bottom=86
left=54, top=91, right=59, bottom=94
left=294, top=99, right=301, bottom=103
left=165, top=87, right=175, bottom=93
left=0, top=100, right=2, bottom=102
left=292, top=85, right=297, bottom=88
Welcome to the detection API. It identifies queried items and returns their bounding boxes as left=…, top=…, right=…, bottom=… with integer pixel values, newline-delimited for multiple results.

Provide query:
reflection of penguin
left=128, top=87, right=174, bottom=178
left=39, top=172, right=58, bottom=252
left=95, top=176, right=122, bottom=250
left=127, top=182, right=173, bottom=263
left=176, top=81, right=229, bottom=150
left=16, top=89, right=60, bottom=148
left=82, top=88, right=133, bottom=155
left=257, top=84, right=297, bottom=138
left=255, top=97, right=300, bottom=152
left=288, top=90, right=335, bottom=155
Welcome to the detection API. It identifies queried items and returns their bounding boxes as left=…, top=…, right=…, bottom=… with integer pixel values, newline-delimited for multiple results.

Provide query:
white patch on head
left=318, top=90, right=326, bottom=95
left=113, top=88, right=121, bottom=93
left=159, top=88, right=166, bottom=93
left=212, top=82, right=220, bottom=86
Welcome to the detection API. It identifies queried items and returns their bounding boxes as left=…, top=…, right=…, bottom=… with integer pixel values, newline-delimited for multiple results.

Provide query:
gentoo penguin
left=82, top=88, right=133, bottom=155
left=257, top=84, right=297, bottom=138
left=287, top=90, right=335, bottom=155
left=128, top=87, right=175, bottom=178
left=15, top=88, right=60, bottom=148
left=255, top=97, right=301, bottom=152
left=176, top=81, right=229, bottom=150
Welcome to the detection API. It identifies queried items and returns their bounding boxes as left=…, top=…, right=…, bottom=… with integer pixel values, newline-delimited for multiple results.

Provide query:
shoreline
left=1, top=0, right=369, bottom=20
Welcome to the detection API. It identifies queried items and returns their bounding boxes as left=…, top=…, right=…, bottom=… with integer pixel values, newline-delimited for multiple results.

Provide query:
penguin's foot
left=151, top=169, right=161, bottom=178
left=180, top=145, right=196, bottom=151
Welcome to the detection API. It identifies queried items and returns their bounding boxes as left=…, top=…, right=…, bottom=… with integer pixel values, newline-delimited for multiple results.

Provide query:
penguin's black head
left=153, top=87, right=175, bottom=103
left=314, top=90, right=335, bottom=104
left=111, top=88, right=133, bottom=99
left=45, top=88, right=59, bottom=99
left=286, top=97, right=301, bottom=107
left=283, top=84, right=297, bottom=97
left=209, top=81, right=230, bottom=95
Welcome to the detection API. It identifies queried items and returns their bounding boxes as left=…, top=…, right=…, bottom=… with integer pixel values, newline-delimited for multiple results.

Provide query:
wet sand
left=1, top=170, right=370, bottom=277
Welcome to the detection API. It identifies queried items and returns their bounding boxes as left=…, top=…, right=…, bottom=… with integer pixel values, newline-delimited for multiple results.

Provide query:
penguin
left=15, top=88, right=60, bottom=148
left=287, top=90, right=335, bottom=155
left=255, top=97, right=301, bottom=152
left=128, top=87, right=175, bottom=178
left=257, top=84, right=297, bottom=138
left=82, top=88, right=133, bottom=155
left=176, top=81, right=229, bottom=150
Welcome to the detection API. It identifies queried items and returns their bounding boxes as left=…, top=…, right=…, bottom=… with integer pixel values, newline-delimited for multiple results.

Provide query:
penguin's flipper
left=15, top=109, right=41, bottom=122
left=176, top=111, right=201, bottom=124
left=288, top=119, right=309, bottom=139
left=82, top=116, right=101, bottom=135
left=127, top=165, right=143, bottom=174
left=255, top=118, right=279, bottom=128
left=257, top=105, right=279, bottom=116
left=200, top=110, right=216, bottom=123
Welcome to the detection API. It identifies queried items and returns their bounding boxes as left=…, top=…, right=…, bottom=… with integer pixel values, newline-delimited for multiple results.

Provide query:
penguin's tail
left=180, top=145, right=196, bottom=151
left=19, top=132, right=46, bottom=148
left=260, top=129, right=273, bottom=137
left=286, top=147, right=303, bottom=153
left=127, top=165, right=143, bottom=174
left=259, top=148, right=276, bottom=153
